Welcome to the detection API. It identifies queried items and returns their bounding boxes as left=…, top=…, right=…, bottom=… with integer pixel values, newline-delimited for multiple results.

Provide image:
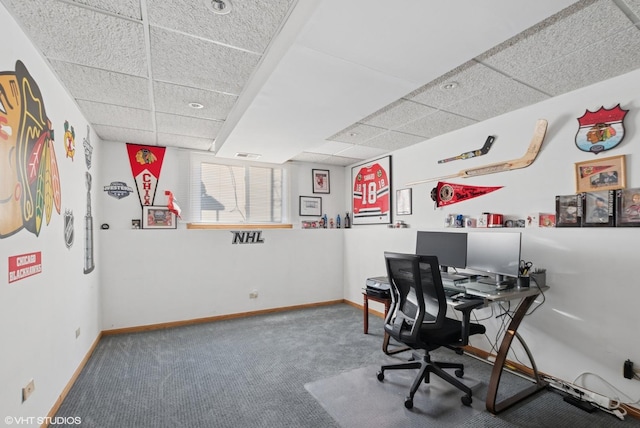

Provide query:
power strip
left=546, top=377, right=613, bottom=409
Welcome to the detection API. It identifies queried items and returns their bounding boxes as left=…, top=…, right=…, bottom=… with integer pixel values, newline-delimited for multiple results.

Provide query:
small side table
left=362, top=292, right=409, bottom=355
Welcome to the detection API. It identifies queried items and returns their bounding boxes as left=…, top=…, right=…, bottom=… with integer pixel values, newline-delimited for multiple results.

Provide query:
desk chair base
left=377, top=352, right=473, bottom=409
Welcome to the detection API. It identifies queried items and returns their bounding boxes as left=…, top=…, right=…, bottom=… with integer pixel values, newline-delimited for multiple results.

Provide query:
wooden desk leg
left=363, top=294, right=369, bottom=334
left=486, top=294, right=548, bottom=414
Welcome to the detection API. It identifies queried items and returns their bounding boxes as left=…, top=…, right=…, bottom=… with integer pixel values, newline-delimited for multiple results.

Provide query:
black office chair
left=376, top=252, right=486, bottom=409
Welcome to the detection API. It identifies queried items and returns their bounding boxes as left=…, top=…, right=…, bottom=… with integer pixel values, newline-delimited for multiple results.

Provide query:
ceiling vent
left=234, top=152, right=261, bottom=160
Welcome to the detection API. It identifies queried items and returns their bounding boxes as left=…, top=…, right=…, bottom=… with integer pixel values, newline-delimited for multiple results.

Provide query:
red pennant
left=126, top=143, right=166, bottom=206
left=432, top=181, right=503, bottom=207
left=165, top=190, right=182, bottom=219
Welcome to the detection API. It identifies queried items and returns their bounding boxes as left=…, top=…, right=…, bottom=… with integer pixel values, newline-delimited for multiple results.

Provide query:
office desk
left=460, top=283, right=549, bottom=414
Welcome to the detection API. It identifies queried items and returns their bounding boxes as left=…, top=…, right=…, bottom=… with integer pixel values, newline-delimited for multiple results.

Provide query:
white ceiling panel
left=49, top=60, right=150, bottom=109
left=94, top=125, right=156, bottom=146
left=150, top=27, right=260, bottom=94
left=78, top=101, right=153, bottom=130
left=153, top=82, right=237, bottom=120
left=147, top=0, right=294, bottom=54
left=305, top=141, right=354, bottom=156
left=157, top=133, right=213, bottom=151
left=396, top=111, right=477, bottom=139
left=4, top=0, right=147, bottom=75
left=362, top=100, right=437, bottom=130
left=328, top=123, right=387, bottom=145
left=69, top=0, right=141, bottom=19
left=334, top=145, right=389, bottom=161
left=155, top=113, right=223, bottom=139
left=359, top=131, right=426, bottom=151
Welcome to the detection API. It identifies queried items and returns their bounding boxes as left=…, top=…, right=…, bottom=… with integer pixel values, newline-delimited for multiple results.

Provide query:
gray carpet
left=51, top=304, right=639, bottom=427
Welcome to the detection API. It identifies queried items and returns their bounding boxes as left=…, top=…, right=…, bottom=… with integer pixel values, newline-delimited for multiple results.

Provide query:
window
left=190, top=155, right=286, bottom=224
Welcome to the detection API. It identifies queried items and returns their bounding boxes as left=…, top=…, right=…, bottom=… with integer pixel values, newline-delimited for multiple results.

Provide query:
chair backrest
left=383, top=252, right=447, bottom=344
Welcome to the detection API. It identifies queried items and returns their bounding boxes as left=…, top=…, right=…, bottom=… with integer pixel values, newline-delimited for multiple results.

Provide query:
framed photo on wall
left=312, top=169, right=330, bottom=194
left=575, top=154, right=626, bottom=193
left=142, top=206, right=177, bottom=229
left=299, top=196, right=322, bottom=216
left=351, top=155, right=392, bottom=225
left=396, top=188, right=412, bottom=215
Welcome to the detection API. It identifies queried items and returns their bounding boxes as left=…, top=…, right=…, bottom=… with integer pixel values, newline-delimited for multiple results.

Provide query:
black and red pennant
left=431, top=181, right=503, bottom=207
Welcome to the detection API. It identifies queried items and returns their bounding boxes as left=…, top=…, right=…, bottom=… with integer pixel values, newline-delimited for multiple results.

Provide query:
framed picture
left=142, top=206, right=177, bottom=229
left=616, top=188, right=640, bottom=227
left=555, top=194, right=582, bottom=227
left=575, top=154, right=626, bottom=193
left=312, top=169, right=330, bottom=194
left=581, top=190, right=615, bottom=227
left=351, top=155, right=392, bottom=225
left=396, top=188, right=412, bottom=215
left=299, top=196, right=322, bottom=216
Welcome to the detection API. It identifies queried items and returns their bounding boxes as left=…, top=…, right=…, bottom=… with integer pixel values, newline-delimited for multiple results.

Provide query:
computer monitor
left=466, top=231, right=522, bottom=287
left=415, top=231, right=467, bottom=273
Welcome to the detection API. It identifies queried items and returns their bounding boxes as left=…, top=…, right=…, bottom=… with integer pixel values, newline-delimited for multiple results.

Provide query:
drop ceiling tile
left=322, top=155, right=365, bottom=166
left=78, top=100, right=153, bottom=130
left=444, top=79, right=549, bottom=121
left=622, top=0, right=640, bottom=18
left=407, top=62, right=517, bottom=109
left=157, top=133, right=213, bottom=151
left=290, top=152, right=331, bottom=163
left=478, top=0, right=631, bottom=79
left=150, top=27, right=260, bottom=94
left=69, top=0, right=141, bottom=19
left=396, top=111, right=477, bottom=139
left=50, top=60, right=150, bottom=109
left=155, top=113, right=223, bottom=139
left=327, top=123, right=386, bottom=144
left=335, top=145, right=389, bottom=160
left=361, top=99, right=437, bottom=129
left=517, top=26, right=640, bottom=95
left=305, top=141, right=353, bottom=155
left=359, top=131, right=426, bottom=151
left=153, top=82, right=237, bottom=120
left=3, top=0, right=147, bottom=76
left=147, top=0, right=294, bottom=53
left=94, top=125, right=156, bottom=145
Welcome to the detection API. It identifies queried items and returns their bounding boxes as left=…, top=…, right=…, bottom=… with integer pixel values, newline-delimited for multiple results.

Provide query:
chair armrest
left=453, top=298, right=485, bottom=345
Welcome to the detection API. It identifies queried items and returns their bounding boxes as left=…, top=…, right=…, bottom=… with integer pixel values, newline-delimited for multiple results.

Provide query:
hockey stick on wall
left=405, top=119, right=548, bottom=186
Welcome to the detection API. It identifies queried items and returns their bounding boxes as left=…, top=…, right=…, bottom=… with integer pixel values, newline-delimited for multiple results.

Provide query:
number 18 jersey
left=353, top=163, right=389, bottom=219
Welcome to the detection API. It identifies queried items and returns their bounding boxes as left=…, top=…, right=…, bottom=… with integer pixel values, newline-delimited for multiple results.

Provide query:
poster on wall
left=351, top=156, right=392, bottom=225
left=126, top=143, right=166, bottom=207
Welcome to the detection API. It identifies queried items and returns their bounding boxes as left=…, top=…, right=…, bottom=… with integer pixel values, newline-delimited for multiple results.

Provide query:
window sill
left=186, top=223, right=293, bottom=230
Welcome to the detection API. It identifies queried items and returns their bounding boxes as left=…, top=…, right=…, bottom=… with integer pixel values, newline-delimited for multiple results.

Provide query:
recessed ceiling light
left=188, top=102, right=204, bottom=109
left=207, top=0, right=232, bottom=15
left=349, top=132, right=358, bottom=137
left=441, top=82, right=458, bottom=90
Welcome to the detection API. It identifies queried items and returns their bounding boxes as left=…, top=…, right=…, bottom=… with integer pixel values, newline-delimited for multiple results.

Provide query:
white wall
left=0, top=3, right=102, bottom=422
left=97, top=142, right=347, bottom=329
left=343, top=67, right=640, bottom=401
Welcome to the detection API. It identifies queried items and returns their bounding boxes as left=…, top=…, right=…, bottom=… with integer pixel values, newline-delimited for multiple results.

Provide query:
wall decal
left=84, top=172, right=94, bottom=274
left=231, top=230, right=265, bottom=244
left=575, top=104, right=627, bottom=154
left=126, top=143, right=166, bottom=207
left=63, top=120, right=75, bottom=160
left=0, top=60, right=62, bottom=238
left=430, top=181, right=503, bottom=207
left=64, top=209, right=74, bottom=248
left=8, top=251, right=42, bottom=283
left=83, top=125, right=93, bottom=169
left=103, top=181, right=133, bottom=199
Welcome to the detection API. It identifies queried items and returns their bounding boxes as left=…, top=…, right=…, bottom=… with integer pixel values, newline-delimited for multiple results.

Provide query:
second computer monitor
left=415, top=231, right=467, bottom=272
left=466, top=231, right=522, bottom=285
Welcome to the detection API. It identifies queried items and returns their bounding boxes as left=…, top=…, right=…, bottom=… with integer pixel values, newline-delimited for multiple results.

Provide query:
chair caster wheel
left=455, top=369, right=464, bottom=378
left=461, top=395, right=472, bottom=406
left=376, top=371, right=384, bottom=381
left=404, top=397, right=413, bottom=409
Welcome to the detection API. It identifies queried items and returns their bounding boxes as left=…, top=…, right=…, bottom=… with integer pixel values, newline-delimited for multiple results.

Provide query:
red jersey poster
left=351, top=156, right=391, bottom=225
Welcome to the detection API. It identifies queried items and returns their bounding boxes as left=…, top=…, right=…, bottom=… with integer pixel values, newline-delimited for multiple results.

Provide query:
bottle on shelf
left=322, top=213, right=328, bottom=229
left=345, top=212, right=351, bottom=228
left=336, top=214, right=341, bottom=228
